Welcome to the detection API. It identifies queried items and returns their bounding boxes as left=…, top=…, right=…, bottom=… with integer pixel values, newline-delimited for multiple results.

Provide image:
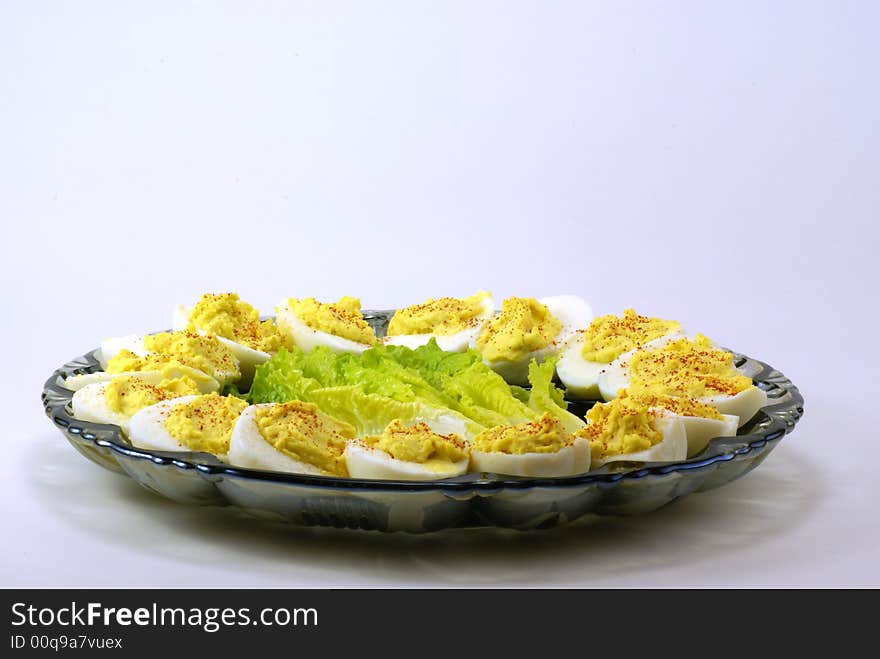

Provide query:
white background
left=2, top=1, right=876, bottom=587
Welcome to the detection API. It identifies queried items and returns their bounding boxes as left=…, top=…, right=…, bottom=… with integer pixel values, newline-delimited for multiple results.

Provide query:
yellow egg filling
left=627, top=334, right=752, bottom=399
left=581, top=309, right=681, bottom=363
left=104, top=350, right=152, bottom=374
left=627, top=391, right=724, bottom=420
left=286, top=296, right=378, bottom=345
left=254, top=320, right=294, bottom=353
left=475, top=297, right=562, bottom=362
left=253, top=401, right=355, bottom=476
left=188, top=292, right=293, bottom=353
left=105, top=377, right=168, bottom=416
left=575, top=392, right=663, bottom=462
left=163, top=394, right=248, bottom=454
left=361, top=420, right=468, bottom=470
left=472, top=413, right=574, bottom=455
left=104, top=375, right=200, bottom=416
left=386, top=292, right=490, bottom=336
left=156, top=376, right=203, bottom=398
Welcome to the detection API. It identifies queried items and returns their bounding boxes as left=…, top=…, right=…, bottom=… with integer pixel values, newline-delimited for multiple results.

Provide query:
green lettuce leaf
left=434, top=364, right=535, bottom=428
left=307, top=386, right=481, bottom=438
left=379, top=340, right=548, bottom=427
left=509, top=385, right=531, bottom=404
left=248, top=342, right=584, bottom=440
left=248, top=348, right=320, bottom=403
left=527, top=358, right=585, bottom=433
left=248, top=345, right=482, bottom=439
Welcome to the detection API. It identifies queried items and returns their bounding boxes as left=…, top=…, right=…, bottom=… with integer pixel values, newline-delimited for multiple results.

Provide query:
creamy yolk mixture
left=475, top=297, right=562, bottom=362
left=104, top=375, right=200, bottom=416
left=287, top=297, right=377, bottom=345
left=628, top=391, right=724, bottom=420
left=472, top=413, right=573, bottom=455
left=188, top=293, right=292, bottom=353
left=154, top=377, right=202, bottom=398
left=627, top=334, right=752, bottom=399
left=253, top=401, right=355, bottom=476
left=386, top=292, right=490, bottom=336
left=163, top=394, right=248, bottom=454
left=575, top=392, right=663, bottom=462
left=144, top=332, right=239, bottom=379
left=361, top=420, right=468, bottom=470
left=581, top=309, right=681, bottom=363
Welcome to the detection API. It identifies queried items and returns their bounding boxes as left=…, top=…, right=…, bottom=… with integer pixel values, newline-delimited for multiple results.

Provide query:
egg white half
left=63, top=367, right=220, bottom=393
left=96, top=334, right=149, bottom=369
left=383, top=293, right=495, bottom=353
left=418, top=412, right=477, bottom=443
left=227, top=404, right=332, bottom=475
left=702, top=386, right=768, bottom=428
left=171, top=304, right=190, bottom=333
left=275, top=300, right=374, bottom=356
left=478, top=294, right=594, bottom=386
left=344, top=442, right=469, bottom=481
left=127, top=395, right=229, bottom=456
left=557, top=325, right=685, bottom=401
left=591, top=415, right=687, bottom=468
left=652, top=410, right=739, bottom=457
left=70, top=382, right=138, bottom=436
left=469, top=437, right=591, bottom=478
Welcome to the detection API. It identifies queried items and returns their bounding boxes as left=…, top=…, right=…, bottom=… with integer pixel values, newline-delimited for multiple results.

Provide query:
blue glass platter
left=41, top=312, right=804, bottom=533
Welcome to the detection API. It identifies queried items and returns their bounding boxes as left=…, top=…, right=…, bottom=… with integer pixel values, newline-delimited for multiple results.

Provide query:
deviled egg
left=344, top=419, right=470, bottom=481
left=557, top=309, right=683, bottom=399
left=228, top=400, right=355, bottom=476
left=127, top=393, right=249, bottom=459
left=71, top=375, right=201, bottom=435
left=574, top=392, right=688, bottom=467
left=172, top=293, right=292, bottom=385
left=384, top=291, right=494, bottom=352
left=63, top=359, right=221, bottom=393
left=275, top=296, right=378, bottom=355
left=626, top=392, right=738, bottom=456
left=469, top=413, right=590, bottom=478
left=473, top=295, right=593, bottom=385
left=96, top=331, right=241, bottom=386
left=598, top=334, right=768, bottom=426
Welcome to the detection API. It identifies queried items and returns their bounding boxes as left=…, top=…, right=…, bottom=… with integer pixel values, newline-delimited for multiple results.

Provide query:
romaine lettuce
left=248, top=341, right=584, bottom=439
left=527, top=358, right=586, bottom=433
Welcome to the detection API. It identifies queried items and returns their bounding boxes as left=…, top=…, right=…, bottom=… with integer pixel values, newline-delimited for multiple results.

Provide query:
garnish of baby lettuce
left=248, top=341, right=584, bottom=437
